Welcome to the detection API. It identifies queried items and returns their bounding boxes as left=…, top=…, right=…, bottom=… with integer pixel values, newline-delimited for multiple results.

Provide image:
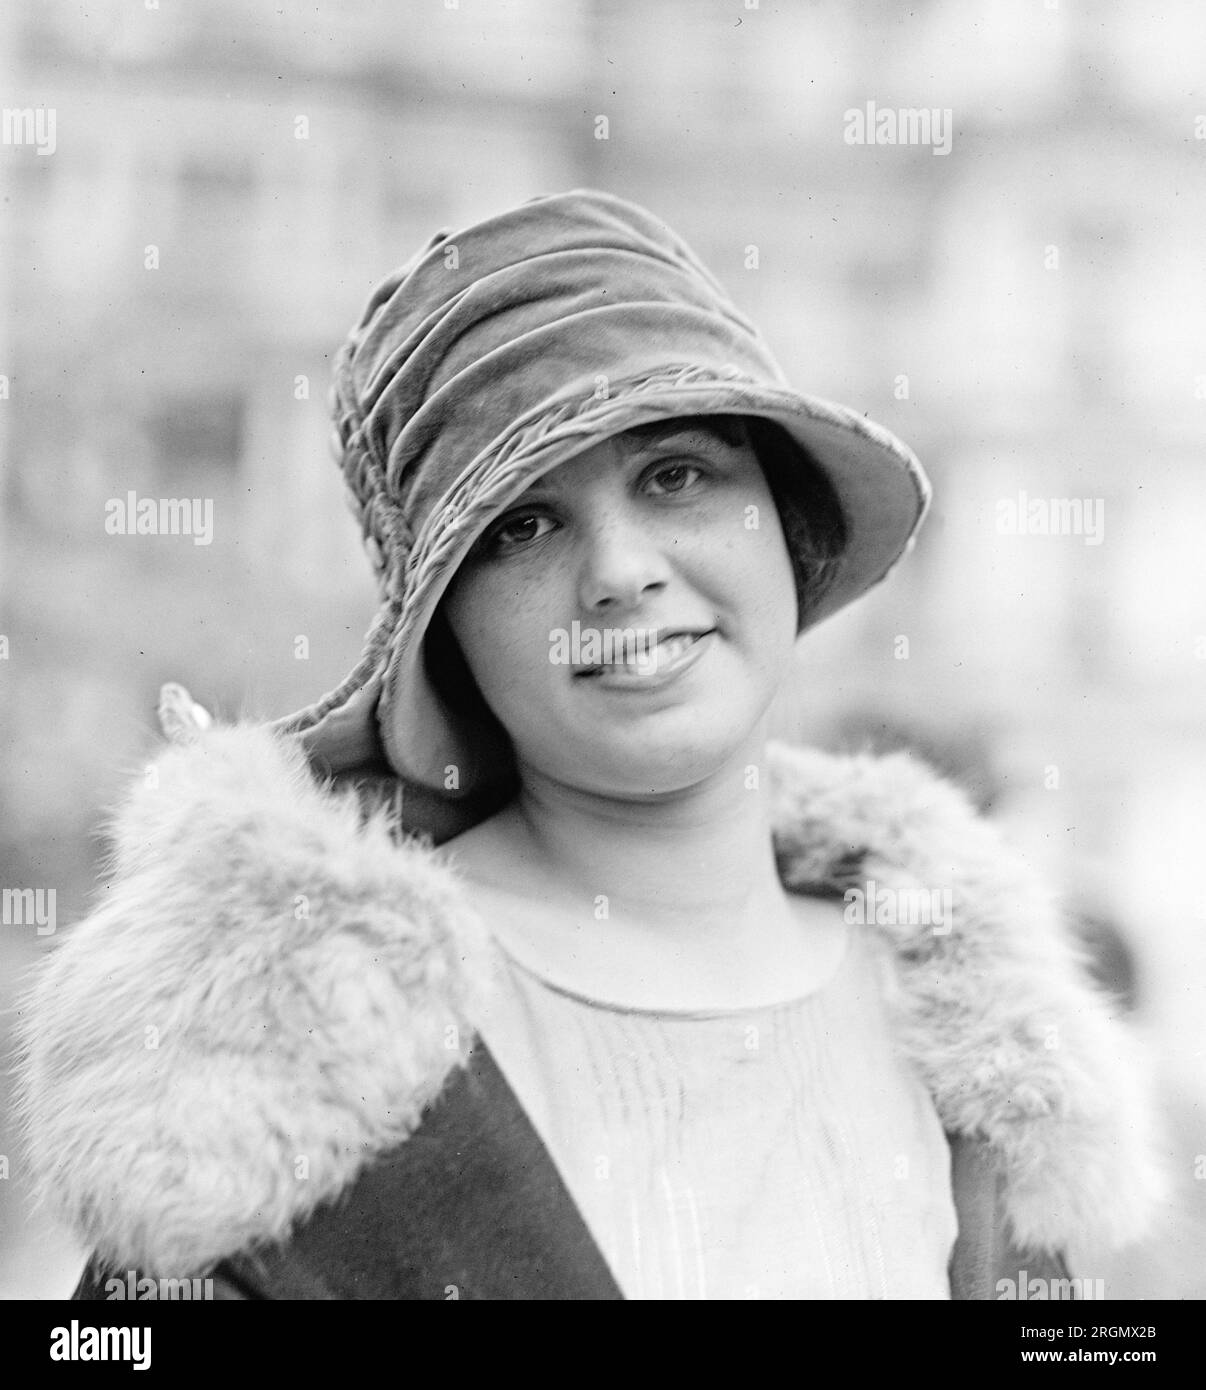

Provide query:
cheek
left=756, top=523, right=800, bottom=627
left=711, top=502, right=798, bottom=642
left=443, top=570, right=555, bottom=710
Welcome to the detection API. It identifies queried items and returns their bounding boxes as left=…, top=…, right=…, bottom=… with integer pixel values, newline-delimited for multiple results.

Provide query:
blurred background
left=2, top=0, right=1204, bottom=1298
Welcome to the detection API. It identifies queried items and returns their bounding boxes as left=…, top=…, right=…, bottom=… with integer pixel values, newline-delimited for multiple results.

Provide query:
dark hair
left=739, top=415, right=848, bottom=627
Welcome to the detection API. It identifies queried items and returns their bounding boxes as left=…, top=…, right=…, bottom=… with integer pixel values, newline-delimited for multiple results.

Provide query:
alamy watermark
left=104, top=492, right=214, bottom=545
left=844, top=101, right=953, bottom=156
left=2, top=886, right=56, bottom=935
left=1000, top=1270, right=1105, bottom=1300
left=996, top=492, right=1105, bottom=545
left=844, top=880, right=953, bottom=934
left=105, top=1270, right=214, bottom=1300
left=2, top=106, right=56, bottom=155
left=50, top=1322, right=150, bottom=1370
left=550, top=622, right=659, bottom=673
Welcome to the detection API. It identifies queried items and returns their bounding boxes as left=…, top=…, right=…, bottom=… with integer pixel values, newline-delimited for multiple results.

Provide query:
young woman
left=20, top=189, right=1163, bottom=1300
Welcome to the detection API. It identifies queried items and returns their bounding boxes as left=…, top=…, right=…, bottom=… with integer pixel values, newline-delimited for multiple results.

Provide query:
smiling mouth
left=574, top=628, right=716, bottom=680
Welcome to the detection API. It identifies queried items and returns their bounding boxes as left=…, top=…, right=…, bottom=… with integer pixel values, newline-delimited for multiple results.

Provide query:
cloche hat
left=270, top=189, right=930, bottom=827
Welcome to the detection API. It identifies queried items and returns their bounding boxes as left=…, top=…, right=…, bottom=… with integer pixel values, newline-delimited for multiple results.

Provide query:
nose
left=576, top=506, right=672, bottom=615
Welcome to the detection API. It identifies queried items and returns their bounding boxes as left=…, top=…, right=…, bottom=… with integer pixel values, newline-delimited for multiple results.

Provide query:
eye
left=477, top=511, right=558, bottom=558
left=643, top=461, right=704, bottom=497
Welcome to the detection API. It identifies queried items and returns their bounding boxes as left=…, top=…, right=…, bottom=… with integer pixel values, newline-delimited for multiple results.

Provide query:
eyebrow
left=623, top=419, right=747, bottom=455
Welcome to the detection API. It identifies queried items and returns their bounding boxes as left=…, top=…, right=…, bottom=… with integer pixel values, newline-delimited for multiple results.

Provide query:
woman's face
left=441, top=419, right=799, bottom=797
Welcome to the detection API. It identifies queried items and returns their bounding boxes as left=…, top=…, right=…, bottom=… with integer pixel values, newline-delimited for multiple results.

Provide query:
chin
left=570, top=713, right=762, bottom=797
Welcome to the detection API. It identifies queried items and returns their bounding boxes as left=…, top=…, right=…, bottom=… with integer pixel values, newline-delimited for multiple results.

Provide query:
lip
left=575, top=628, right=716, bottom=692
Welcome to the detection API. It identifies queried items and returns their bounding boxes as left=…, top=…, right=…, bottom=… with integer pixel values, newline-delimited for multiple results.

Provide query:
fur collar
left=17, top=721, right=1165, bottom=1278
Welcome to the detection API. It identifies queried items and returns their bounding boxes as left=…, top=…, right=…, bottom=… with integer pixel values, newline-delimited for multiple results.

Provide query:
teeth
left=650, top=634, right=694, bottom=665
left=599, top=633, right=697, bottom=675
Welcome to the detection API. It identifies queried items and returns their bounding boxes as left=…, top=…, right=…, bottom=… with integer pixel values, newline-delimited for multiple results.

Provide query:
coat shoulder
left=764, top=737, right=1167, bottom=1257
left=16, top=722, right=490, bottom=1277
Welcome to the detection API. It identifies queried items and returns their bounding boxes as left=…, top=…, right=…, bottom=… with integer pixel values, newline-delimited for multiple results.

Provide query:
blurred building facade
left=2, top=0, right=1204, bottom=1296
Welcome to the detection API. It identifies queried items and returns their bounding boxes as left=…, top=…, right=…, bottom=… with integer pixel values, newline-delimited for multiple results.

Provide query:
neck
left=453, top=725, right=850, bottom=1010
left=506, top=725, right=788, bottom=940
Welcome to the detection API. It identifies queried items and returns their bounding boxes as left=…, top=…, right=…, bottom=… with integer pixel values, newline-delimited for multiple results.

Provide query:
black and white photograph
left=1, top=0, right=1204, bottom=1344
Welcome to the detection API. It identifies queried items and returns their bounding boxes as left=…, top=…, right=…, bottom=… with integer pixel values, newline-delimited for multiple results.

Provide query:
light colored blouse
left=476, top=921, right=959, bottom=1300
